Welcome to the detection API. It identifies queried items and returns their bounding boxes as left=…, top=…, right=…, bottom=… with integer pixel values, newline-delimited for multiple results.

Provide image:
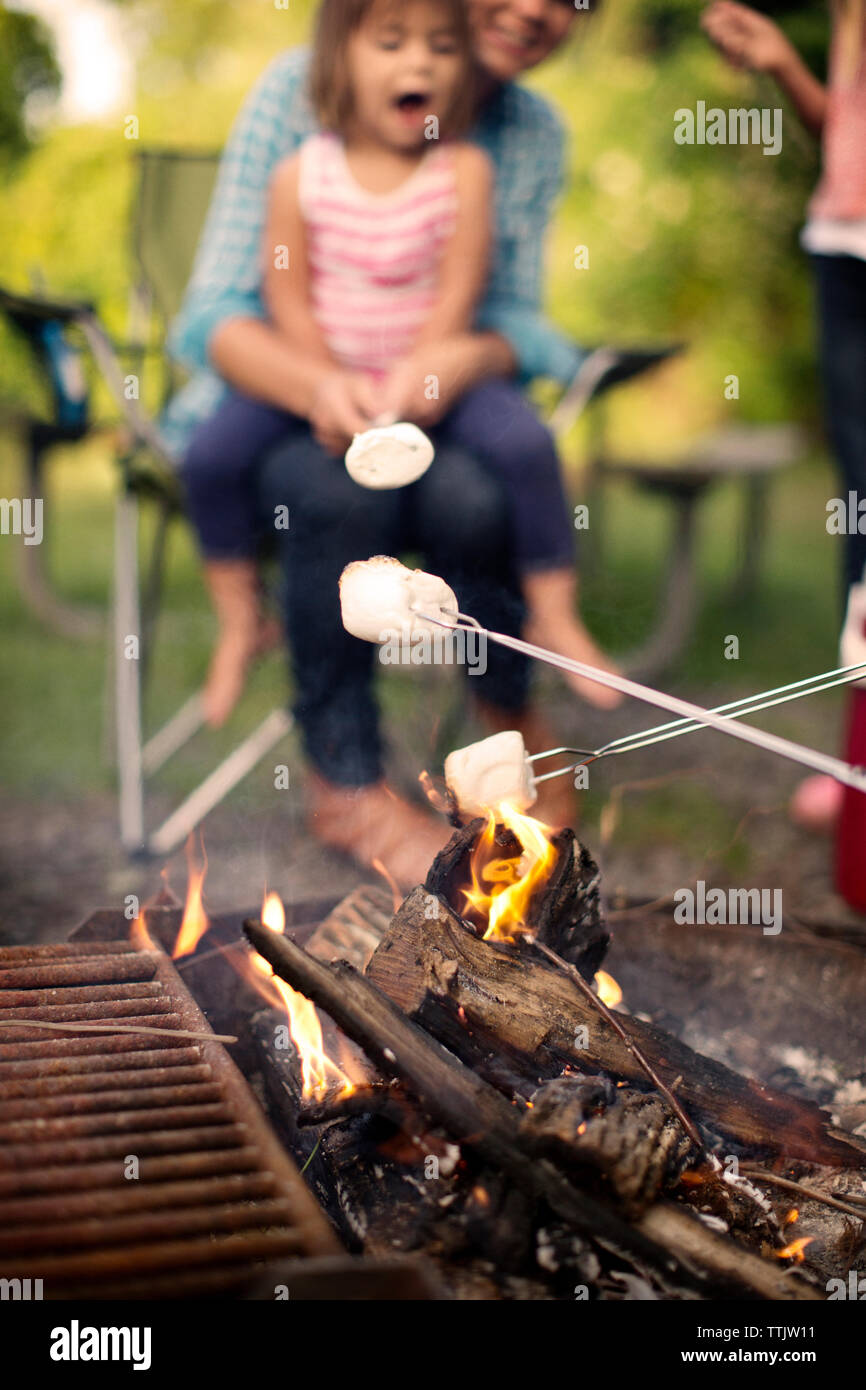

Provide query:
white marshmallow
left=340, top=556, right=458, bottom=644
left=444, top=731, right=537, bottom=818
left=345, top=422, right=434, bottom=490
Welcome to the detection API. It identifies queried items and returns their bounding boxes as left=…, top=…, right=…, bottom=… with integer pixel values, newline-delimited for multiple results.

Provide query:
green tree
left=0, top=4, right=61, bottom=172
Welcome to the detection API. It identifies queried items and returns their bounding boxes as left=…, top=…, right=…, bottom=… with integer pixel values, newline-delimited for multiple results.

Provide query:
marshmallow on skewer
left=345, top=422, right=434, bottom=490
left=444, top=730, right=538, bottom=818
left=340, top=556, right=458, bottom=644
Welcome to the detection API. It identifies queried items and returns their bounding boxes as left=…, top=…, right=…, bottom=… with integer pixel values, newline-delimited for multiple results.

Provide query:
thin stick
left=299, top=1137, right=322, bottom=1175
left=530, top=938, right=706, bottom=1153
left=739, top=1166, right=866, bottom=1221
left=0, top=1018, right=237, bottom=1044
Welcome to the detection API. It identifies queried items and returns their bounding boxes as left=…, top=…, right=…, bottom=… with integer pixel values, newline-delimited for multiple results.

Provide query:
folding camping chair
left=1, top=149, right=291, bottom=858
left=1, top=147, right=681, bottom=859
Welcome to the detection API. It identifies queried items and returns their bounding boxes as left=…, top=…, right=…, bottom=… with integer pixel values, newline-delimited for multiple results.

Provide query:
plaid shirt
left=162, top=48, right=584, bottom=458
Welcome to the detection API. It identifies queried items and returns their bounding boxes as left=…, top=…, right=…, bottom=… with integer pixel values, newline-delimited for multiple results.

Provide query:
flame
left=785, top=1207, right=799, bottom=1225
left=462, top=804, right=558, bottom=943
left=678, top=1168, right=710, bottom=1187
left=250, top=891, right=354, bottom=1102
left=262, top=890, right=286, bottom=934
left=172, top=833, right=210, bottom=959
left=775, top=1236, right=813, bottom=1262
left=130, top=908, right=155, bottom=951
left=372, top=858, right=402, bottom=913
left=594, top=970, right=623, bottom=1008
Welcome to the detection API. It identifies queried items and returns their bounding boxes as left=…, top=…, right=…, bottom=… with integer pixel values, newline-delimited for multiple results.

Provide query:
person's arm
left=209, top=144, right=382, bottom=449
left=379, top=145, right=512, bottom=423
left=262, top=155, right=335, bottom=363
left=209, top=317, right=328, bottom=415
left=381, top=101, right=582, bottom=425
left=700, top=1, right=827, bottom=136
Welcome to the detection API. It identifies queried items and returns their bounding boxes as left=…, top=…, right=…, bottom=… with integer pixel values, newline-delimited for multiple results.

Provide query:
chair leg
left=146, top=708, right=293, bottom=858
left=114, top=490, right=146, bottom=852
left=140, top=496, right=173, bottom=684
left=730, top=474, right=769, bottom=603
left=621, top=494, right=701, bottom=683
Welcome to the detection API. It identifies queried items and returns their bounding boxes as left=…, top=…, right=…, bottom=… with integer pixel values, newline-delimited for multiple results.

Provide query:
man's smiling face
left=468, top=0, right=580, bottom=83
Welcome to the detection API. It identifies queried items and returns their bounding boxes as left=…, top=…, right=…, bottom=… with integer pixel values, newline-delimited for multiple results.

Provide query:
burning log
left=366, top=886, right=865, bottom=1169
left=425, top=818, right=608, bottom=977
left=244, top=920, right=822, bottom=1299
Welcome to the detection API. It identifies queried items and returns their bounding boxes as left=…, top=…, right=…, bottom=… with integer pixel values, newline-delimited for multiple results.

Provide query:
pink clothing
left=809, top=4, right=866, bottom=221
left=297, top=132, right=458, bottom=376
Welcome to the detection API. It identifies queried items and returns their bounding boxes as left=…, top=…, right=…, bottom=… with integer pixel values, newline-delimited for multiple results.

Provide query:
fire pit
left=241, top=812, right=866, bottom=1301
left=0, top=928, right=339, bottom=1298
left=4, top=810, right=865, bottom=1304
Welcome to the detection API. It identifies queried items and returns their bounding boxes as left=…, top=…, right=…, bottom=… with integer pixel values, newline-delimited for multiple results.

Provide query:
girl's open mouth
left=394, top=93, right=429, bottom=113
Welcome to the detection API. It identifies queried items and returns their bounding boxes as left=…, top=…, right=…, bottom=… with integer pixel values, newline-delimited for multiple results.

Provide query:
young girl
left=185, top=0, right=620, bottom=727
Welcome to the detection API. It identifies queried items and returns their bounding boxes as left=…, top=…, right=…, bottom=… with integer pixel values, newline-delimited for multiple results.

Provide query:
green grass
left=0, top=426, right=287, bottom=797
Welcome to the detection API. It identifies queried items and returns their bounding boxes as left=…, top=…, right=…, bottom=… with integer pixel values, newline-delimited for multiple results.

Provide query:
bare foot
left=525, top=618, right=624, bottom=709
left=307, top=773, right=451, bottom=890
left=203, top=612, right=283, bottom=729
left=789, top=775, right=844, bottom=834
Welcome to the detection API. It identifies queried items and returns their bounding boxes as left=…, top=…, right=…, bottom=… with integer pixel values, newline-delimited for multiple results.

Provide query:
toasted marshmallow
left=345, top=422, right=434, bottom=490
left=444, top=731, right=537, bottom=818
left=340, top=556, right=458, bottom=644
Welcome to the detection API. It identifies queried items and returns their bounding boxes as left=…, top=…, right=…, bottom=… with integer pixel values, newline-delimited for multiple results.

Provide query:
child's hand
left=379, top=357, right=430, bottom=427
left=309, top=370, right=381, bottom=455
left=381, top=340, right=470, bottom=429
left=701, top=1, right=796, bottom=76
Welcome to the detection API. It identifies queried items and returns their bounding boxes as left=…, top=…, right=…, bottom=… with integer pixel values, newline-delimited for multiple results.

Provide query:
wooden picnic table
left=597, top=424, right=805, bottom=680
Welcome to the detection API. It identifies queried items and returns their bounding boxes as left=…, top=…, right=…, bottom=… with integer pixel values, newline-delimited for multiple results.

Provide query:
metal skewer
left=530, top=663, right=866, bottom=783
left=415, top=609, right=866, bottom=793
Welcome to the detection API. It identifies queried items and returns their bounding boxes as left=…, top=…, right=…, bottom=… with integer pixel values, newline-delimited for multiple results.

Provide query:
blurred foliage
left=0, top=0, right=833, bottom=450
left=0, top=3, right=61, bottom=170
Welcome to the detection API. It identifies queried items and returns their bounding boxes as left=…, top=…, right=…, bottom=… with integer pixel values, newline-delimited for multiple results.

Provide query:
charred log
left=424, top=821, right=609, bottom=979
left=244, top=919, right=821, bottom=1299
left=520, top=1077, right=694, bottom=1217
left=366, top=888, right=866, bottom=1170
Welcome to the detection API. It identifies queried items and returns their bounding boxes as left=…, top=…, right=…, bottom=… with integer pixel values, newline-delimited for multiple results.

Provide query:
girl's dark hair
left=309, top=0, right=475, bottom=137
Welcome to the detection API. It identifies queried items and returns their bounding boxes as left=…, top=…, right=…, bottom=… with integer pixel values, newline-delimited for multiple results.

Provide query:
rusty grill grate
left=0, top=938, right=339, bottom=1298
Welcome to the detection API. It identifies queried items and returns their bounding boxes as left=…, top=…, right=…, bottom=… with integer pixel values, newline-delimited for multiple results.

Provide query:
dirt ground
left=2, top=671, right=864, bottom=946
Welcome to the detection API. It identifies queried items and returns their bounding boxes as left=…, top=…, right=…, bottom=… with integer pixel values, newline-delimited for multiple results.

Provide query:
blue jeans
left=181, top=379, right=575, bottom=571
left=180, top=378, right=576, bottom=783
left=812, top=253, right=866, bottom=597
left=257, top=422, right=530, bottom=785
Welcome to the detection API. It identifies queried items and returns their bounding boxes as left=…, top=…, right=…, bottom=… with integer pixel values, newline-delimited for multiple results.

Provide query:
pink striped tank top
left=298, top=132, right=458, bottom=376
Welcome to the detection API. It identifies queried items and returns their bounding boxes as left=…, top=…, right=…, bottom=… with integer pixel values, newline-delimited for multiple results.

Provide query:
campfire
left=3, top=808, right=866, bottom=1302
left=239, top=811, right=866, bottom=1301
